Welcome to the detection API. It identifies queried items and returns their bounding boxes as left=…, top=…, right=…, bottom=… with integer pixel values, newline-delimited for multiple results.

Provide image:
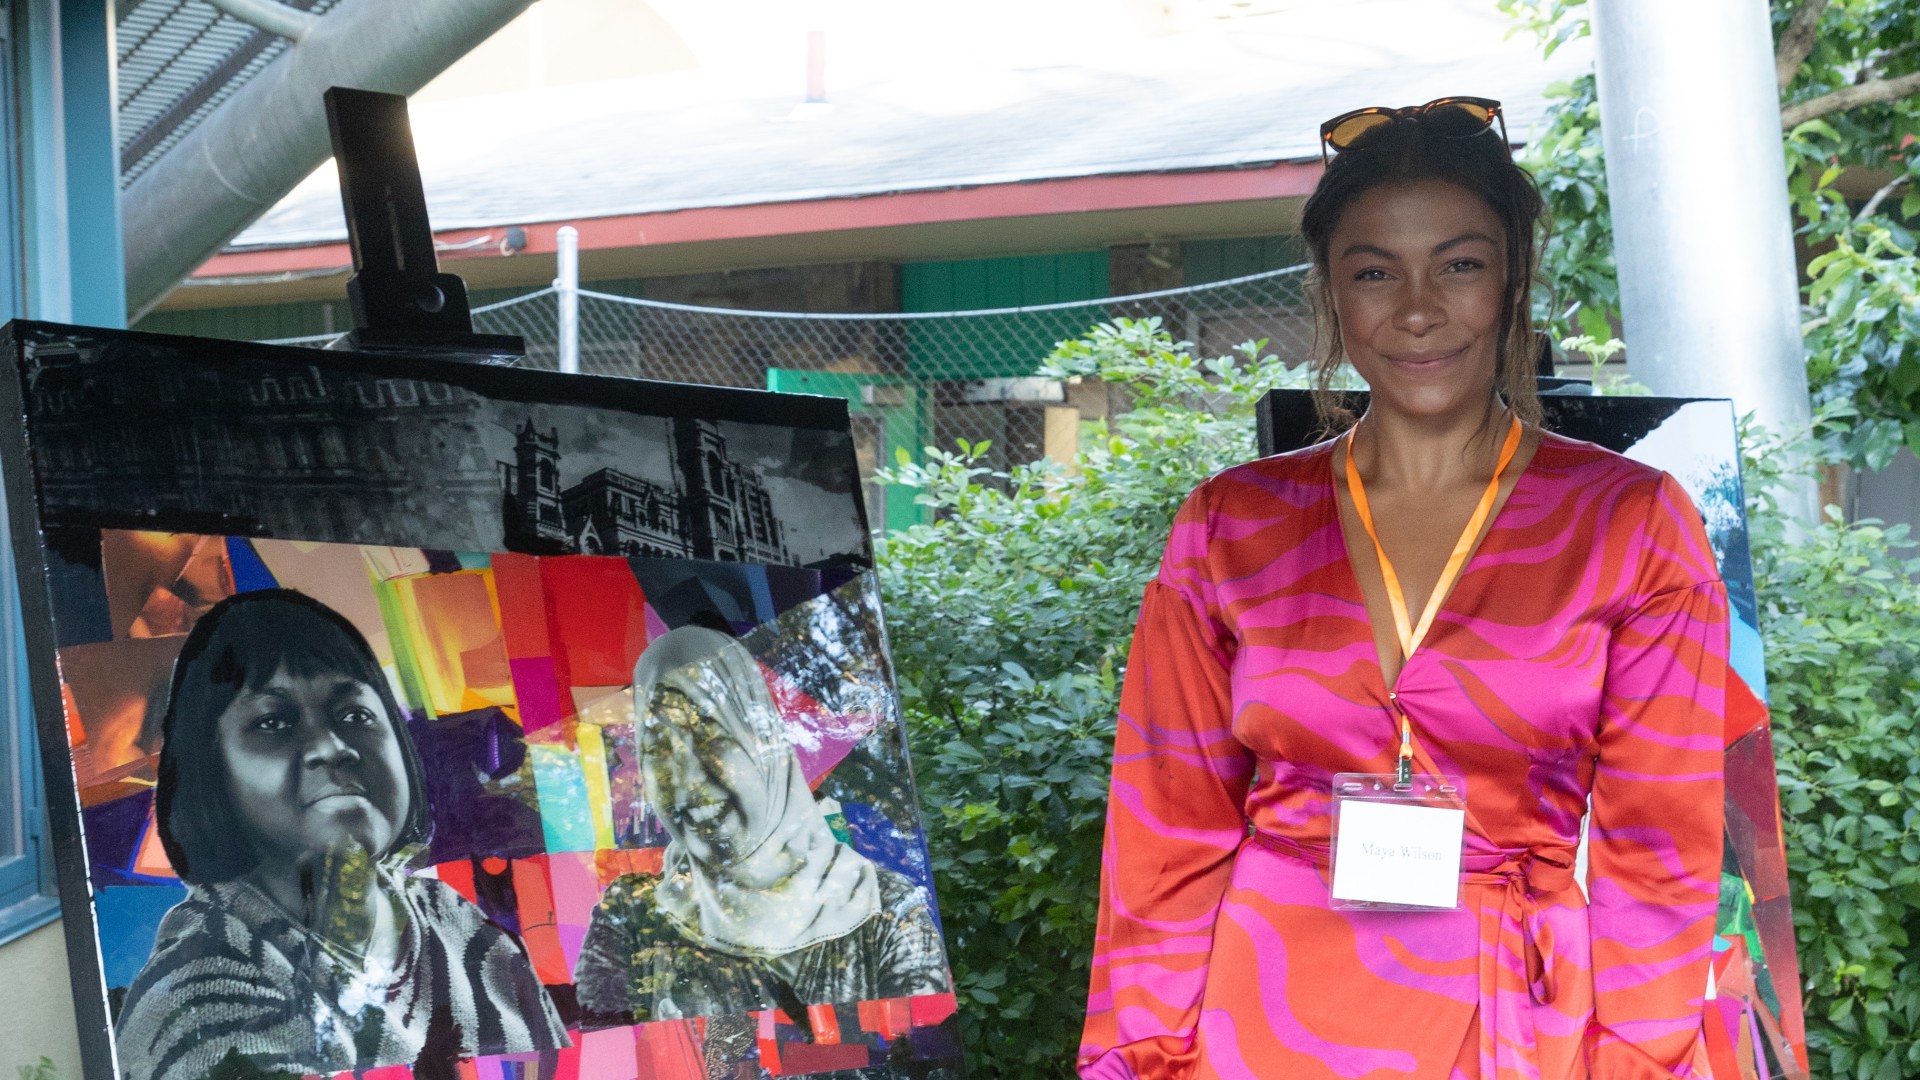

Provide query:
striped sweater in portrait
left=114, top=871, right=569, bottom=1080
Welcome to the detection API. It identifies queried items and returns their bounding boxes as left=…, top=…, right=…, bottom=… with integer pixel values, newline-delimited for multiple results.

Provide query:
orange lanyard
left=1344, top=413, right=1523, bottom=784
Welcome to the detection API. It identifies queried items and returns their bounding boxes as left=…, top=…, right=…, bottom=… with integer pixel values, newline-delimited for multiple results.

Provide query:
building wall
left=1853, top=447, right=1920, bottom=547
left=137, top=238, right=1306, bottom=343
left=900, top=249, right=1109, bottom=312
left=134, top=283, right=559, bottom=342
left=1182, top=234, right=1306, bottom=283
left=0, top=923, right=82, bottom=1076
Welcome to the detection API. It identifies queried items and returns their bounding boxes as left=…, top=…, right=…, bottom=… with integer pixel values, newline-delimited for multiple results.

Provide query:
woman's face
left=213, top=664, right=411, bottom=877
left=1327, top=179, right=1512, bottom=421
left=643, top=685, right=764, bottom=865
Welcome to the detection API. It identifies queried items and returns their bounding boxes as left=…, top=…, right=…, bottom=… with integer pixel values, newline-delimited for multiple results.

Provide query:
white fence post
left=555, top=225, right=580, bottom=374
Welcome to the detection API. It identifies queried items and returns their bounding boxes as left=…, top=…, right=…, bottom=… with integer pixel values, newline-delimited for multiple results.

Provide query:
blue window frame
left=0, top=0, right=129, bottom=944
left=0, top=0, right=56, bottom=946
left=0, top=563, right=56, bottom=944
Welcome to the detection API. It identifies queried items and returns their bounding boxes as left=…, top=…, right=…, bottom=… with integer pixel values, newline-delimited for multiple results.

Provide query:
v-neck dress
left=1078, top=433, right=1727, bottom=1080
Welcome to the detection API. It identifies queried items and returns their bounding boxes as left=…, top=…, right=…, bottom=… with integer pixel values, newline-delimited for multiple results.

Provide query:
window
left=0, top=539, right=57, bottom=945
left=0, top=0, right=176, bottom=945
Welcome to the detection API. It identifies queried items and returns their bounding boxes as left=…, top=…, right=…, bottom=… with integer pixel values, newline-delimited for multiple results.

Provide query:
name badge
left=1329, top=773, right=1466, bottom=911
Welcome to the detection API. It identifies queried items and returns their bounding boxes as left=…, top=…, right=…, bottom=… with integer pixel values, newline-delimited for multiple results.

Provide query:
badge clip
left=1329, top=772, right=1468, bottom=911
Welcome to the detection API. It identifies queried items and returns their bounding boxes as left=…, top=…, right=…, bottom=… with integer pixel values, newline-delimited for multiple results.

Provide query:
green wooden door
left=899, top=251, right=1110, bottom=380
left=766, top=369, right=929, bottom=533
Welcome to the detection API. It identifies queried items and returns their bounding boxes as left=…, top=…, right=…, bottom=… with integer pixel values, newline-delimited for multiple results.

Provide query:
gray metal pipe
left=203, top=0, right=317, bottom=41
left=1590, top=0, right=1815, bottom=509
left=123, top=0, right=537, bottom=319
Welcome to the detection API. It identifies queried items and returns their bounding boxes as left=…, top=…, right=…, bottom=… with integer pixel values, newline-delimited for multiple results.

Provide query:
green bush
left=1745, top=433, right=1920, bottom=1080
left=875, top=320, right=1304, bottom=1075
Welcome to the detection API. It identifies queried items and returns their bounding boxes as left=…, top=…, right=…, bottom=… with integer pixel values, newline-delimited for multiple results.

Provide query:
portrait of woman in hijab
left=573, top=625, right=950, bottom=1027
left=114, top=590, right=569, bottom=1080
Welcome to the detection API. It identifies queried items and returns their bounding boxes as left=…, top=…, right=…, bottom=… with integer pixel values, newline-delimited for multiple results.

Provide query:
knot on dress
left=1250, top=832, right=1579, bottom=1006
left=1462, top=847, right=1576, bottom=1006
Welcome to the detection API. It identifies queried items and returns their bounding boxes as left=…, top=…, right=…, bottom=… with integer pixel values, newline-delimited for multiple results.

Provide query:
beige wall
left=0, top=920, right=82, bottom=1078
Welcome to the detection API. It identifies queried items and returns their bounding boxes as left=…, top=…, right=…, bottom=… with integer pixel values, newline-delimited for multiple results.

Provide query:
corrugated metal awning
left=115, top=0, right=343, bottom=185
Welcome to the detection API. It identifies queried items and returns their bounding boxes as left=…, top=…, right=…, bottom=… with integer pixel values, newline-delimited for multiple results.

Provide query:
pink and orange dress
left=1079, top=431, right=1727, bottom=1080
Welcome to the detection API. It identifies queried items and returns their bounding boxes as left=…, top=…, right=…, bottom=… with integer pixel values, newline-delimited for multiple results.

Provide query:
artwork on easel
left=1259, top=388, right=1808, bottom=1080
left=5, top=323, right=965, bottom=1080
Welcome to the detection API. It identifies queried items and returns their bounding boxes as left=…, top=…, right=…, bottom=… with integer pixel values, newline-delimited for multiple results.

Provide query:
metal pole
left=1590, top=0, right=1816, bottom=514
left=122, top=0, right=538, bottom=319
left=556, top=225, right=579, bottom=374
left=60, top=0, right=127, bottom=328
left=202, top=0, right=318, bottom=40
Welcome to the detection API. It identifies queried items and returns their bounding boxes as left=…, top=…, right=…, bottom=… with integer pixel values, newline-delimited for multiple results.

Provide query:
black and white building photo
left=500, top=416, right=792, bottom=564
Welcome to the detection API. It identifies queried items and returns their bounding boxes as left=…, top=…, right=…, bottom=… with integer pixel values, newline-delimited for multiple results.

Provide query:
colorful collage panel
left=1609, top=401, right=1805, bottom=1080
left=54, top=529, right=963, bottom=1080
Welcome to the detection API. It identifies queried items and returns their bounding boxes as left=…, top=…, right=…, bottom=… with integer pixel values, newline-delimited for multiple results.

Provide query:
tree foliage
left=1502, top=0, right=1920, bottom=465
left=874, top=321, right=1305, bottom=1075
left=1522, top=73, right=1615, bottom=340
left=1745, top=424, right=1920, bottom=1080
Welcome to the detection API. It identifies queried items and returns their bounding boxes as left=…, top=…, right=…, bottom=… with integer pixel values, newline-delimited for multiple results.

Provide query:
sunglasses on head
left=1318, top=96, right=1507, bottom=165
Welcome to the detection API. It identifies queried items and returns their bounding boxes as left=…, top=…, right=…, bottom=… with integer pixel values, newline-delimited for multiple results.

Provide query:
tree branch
left=1776, top=0, right=1830, bottom=92
left=1781, top=70, right=1920, bottom=129
left=1859, top=174, right=1911, bottom=219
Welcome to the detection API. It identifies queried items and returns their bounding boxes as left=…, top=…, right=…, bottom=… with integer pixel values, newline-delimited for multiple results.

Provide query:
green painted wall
left=135, top=298, right=344, bottom=341
left=766, top=369, right=928, bottom=531
left=1182, top=235, right=1307, bottom=284
left=133, top=282, right=568, bottom=343
left=136, top=243, right=1310, bottom=346
left=899, top=250, right=1111, bottom=379
left=901, top=250, right=1108, bottom=311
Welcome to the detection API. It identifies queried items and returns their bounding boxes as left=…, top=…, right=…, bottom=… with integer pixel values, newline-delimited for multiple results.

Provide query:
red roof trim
left=193, top=161, right=1324, bottom=279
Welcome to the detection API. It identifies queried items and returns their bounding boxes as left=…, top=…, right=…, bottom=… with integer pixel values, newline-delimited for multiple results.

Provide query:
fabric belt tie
left=1251, top=831, right=1577, bottom=1005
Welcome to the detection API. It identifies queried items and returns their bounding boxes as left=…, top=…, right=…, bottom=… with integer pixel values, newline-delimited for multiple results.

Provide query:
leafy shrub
left=1746, top=432, right=1920, bottom=1080
left=875, top=320, right=1304, bottom=1075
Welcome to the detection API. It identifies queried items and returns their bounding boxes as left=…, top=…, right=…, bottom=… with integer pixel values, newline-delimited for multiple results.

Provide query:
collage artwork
left=4, top=325, right=963, bottom=1080
left=1263, top=389, right=1809, bottom=1080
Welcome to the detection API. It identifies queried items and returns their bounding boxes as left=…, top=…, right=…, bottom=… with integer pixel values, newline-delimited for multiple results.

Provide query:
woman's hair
left=155, top=589, right=430, bottom=884
left=1298, top=114, right=1548, bottom=434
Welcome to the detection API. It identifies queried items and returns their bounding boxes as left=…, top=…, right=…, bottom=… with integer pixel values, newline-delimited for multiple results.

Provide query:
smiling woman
left=114, top=590, right=568, bottom=1080
left=1080, top=103, right=1728, bottom=1080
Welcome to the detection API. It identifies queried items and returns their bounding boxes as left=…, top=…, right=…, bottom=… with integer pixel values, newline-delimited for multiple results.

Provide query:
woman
left=1080, top=99, right=1726, bottom=1079
left=573, top=625, right=949, bottom=1028
left=117, top=589, right=569, bottom=1080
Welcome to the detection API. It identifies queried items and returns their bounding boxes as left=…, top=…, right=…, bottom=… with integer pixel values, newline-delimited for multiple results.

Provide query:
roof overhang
left=165, top=159, right=1323, bottom=310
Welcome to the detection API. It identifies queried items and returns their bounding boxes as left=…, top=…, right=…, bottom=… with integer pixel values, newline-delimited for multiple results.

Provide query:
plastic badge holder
left=1329, top=772, right=1468, bottom=912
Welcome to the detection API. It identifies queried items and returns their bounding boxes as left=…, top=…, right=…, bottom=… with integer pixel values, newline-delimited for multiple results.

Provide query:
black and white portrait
left=572, top=625, right=949, bottom=1026
left=114, top=590, right=569, bottom=1080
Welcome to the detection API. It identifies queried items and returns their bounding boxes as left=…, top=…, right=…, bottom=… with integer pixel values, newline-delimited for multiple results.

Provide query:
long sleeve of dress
left=1079, top=483, right=1256, bottom=1079
left=1585, top=474, right=1728, bottom=1079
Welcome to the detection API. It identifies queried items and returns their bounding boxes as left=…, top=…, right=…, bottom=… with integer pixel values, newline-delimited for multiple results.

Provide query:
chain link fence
left=267, top=265, right=1315, bottom=527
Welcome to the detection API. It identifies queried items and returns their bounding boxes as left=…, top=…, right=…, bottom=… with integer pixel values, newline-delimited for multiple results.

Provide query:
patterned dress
left=114, top=872, right=569, bottom=1080
left=1079, top=433, right=1727, bottom=1080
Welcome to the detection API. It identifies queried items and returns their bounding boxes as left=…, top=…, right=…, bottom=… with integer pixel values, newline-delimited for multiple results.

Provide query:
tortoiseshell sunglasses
left=1319, top=96, right=1507, bottom=165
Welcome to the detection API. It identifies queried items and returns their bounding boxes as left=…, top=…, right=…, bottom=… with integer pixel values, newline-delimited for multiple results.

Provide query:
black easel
left=325, top=86, right=525, bottom=364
